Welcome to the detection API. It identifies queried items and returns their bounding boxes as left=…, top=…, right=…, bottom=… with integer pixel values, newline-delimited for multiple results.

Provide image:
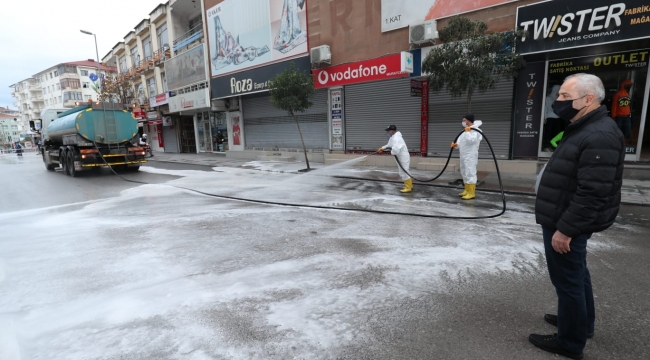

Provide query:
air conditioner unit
left=310, top=45, right=331, bottom=65
left=409, top=20, right=438, bottom=45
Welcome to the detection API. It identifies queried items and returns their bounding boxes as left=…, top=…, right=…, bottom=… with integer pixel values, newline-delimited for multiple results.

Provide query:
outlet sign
left=517, top=0, right=650, bottom=54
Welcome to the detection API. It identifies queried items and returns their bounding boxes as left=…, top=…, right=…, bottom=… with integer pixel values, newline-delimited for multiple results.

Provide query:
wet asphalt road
left=0, top=153, right=649, bottom=360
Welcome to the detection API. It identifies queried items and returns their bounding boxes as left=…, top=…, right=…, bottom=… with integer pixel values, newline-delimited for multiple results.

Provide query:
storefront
left=513, top=0, right=650, bottom=161
left=145, top=110, right=164, bottom=152
left=210, top=57, right=324, bottom=153
left=148, top=92, right=172, bottom=152
left=313, top=52, right=419, bottom=153
left=168, top=87, right=210, bottom=153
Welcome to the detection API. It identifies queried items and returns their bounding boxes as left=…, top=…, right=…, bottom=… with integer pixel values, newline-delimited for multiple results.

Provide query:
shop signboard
left=133, top=109, right=146, bottom=120
left=164, top=45, right=207, bottom=90
left=381, top=0, right=513, bottom=32
left=517, top=0, right=650, bottom=54
left=210, top=56, right=310, bottom=98
left=410, top=79, right=423, bottom=97
left=146, top=111, right=160, bottom=120
left=512, top=61, right=545, bottom=158
left=162, top=116, right=173, bottom=127
left=330, top=88, right=344, bottom=150
left=206, top=0, right=308, bottom=78
left=168, top=88, right=210, bottom=112
left=150, top=92, right=171, bottom=107
left=548, top=49, right=649, bottom=76
left=313, top=53, right=410, bottom=89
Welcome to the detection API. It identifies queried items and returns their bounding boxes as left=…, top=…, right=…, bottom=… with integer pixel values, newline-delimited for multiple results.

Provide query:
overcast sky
left=0, top=0, right=165, bottom=110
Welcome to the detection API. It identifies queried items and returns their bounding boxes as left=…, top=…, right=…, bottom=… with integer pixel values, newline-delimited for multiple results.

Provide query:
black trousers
left=542, top=227, right=595, bottom=354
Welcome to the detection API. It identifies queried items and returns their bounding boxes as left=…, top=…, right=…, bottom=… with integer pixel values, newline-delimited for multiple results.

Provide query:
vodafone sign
left=313, top=53, right=410, bottom=88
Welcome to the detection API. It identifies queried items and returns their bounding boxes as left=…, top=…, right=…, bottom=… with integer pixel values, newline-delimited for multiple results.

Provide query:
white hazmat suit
left=382, top=131, right=411, bottom=181
left=457, top=120, right=483, bottom=185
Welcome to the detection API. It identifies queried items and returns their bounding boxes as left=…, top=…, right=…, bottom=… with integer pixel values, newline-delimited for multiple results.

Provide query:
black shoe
left=529, top=333, right=584, bottom=359
left=544, top=314, right=594, bottom=338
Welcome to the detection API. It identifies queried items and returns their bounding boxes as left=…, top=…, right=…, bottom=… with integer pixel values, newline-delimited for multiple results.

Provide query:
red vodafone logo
left=313, top=53, right=409, bottom=88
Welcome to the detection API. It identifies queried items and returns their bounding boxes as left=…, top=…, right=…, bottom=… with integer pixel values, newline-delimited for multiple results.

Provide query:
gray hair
left=564, top=73, right=606, bottom=104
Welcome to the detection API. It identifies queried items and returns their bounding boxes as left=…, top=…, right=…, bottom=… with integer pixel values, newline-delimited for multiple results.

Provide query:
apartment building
left=0, top=114, right=21, bottom=148
left=10, top=78, right=44, bottom=130
left=34, top=60, right=116, bottom=110
left=102, top=0, right=209, bottom=154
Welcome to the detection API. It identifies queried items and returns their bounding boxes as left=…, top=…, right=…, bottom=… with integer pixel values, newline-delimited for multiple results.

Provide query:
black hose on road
left=97, top=130, right=508, bottom=220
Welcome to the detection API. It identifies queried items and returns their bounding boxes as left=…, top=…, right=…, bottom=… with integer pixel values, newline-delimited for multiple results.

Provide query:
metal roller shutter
left=428, top=77, right=514, bottom=159
left=345, top=78, right=422, bottom=152
left=162, top=125, right=179, bottom=153
left=242, top=90, right=329, bottom=149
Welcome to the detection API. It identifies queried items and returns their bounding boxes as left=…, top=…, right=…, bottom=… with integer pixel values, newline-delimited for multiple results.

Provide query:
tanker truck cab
left=41, top=102, right=147, bottom=177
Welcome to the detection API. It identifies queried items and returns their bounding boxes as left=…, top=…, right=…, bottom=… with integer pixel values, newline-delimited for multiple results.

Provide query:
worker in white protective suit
left=451, top=113, right=483, bottom=200
left=378, top=125, right=412, bottom=193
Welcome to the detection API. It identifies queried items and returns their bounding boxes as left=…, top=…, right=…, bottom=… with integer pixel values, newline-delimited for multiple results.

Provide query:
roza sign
left=313, top=53, right=408, bottom=88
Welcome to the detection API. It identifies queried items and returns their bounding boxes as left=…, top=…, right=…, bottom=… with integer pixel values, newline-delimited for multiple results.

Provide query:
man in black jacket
left=530, top=73, right=625, bottom=360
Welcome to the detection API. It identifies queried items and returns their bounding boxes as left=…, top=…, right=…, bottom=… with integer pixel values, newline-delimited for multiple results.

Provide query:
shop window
left=542, top=50, right=649, bottom=156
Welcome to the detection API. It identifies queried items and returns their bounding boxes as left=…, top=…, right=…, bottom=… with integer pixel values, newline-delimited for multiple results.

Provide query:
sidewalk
left=146, top=152, right=650, bottom=206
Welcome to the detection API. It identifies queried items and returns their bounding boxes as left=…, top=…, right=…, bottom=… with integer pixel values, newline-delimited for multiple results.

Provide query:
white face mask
left=462, top=121, right=467, bottom=127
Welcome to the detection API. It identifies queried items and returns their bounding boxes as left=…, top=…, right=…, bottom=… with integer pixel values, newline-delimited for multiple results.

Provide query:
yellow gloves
left=377, top=147, right=384, bottom=153
left=464, top=127, right=472, bottom=132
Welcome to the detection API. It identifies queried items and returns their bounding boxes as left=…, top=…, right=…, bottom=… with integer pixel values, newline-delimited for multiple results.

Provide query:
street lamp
left=80, top=30, right=101, bottom=101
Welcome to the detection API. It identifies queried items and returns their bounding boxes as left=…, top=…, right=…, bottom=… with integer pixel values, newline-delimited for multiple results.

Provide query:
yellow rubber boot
left=400, top=178, right=413, bottom=193
left=459, top=184, right=468, bottom=197
left=462, top=184, right=476, bottom=200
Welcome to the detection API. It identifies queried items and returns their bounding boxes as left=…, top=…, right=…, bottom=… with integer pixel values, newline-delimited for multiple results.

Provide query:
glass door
left=197, top=116, right=212, bottom=152
left=210, top=112, right=228, bottom=152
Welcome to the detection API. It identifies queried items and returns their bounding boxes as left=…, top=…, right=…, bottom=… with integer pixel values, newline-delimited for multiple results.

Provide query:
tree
left=268, top=61, right=315, bottom=170
left=98, top=74, right=136, bottom=105
left=422, top=16, right=525, bottom=111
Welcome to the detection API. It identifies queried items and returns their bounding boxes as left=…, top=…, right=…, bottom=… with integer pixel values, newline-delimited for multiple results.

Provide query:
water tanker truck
left=41, top=102, right=147, bottom=176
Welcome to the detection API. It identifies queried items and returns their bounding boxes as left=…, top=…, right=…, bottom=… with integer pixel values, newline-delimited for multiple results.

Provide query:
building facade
left=10, top=78, right=44, bottom=133
left=103, top=0, right=210, bottom=154
left=513, top=0, right=650, bottom=162
left=33, top=60, right=116, bottom=110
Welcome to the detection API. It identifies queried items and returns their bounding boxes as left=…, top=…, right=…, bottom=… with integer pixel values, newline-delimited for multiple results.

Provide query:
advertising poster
left=330, top=89, right=344, bottom=150
left=206, top=0, right=308, bottom=77
left=164, top=45, right=207, bottom=90
left=381, top=0, right=513, bottom=32
left=228, top=111, right=244, bottom=151
left=512, top=62, right=545, bottom=158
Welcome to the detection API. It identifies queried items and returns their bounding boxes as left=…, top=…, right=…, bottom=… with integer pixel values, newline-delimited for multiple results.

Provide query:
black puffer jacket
left=535, top=105, right=625, bottom=237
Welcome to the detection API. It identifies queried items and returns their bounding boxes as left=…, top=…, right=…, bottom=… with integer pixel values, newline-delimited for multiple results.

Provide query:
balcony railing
left=135, top=56, right=155, bottom=73
left=152, top=47, right=171, bottom=65
left=28, top=85, right=40, bottom=91
left=173, top=23, right=203, bottom=54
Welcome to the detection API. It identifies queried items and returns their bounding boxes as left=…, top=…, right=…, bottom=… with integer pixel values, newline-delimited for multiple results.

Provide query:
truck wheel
left=67, top=152, right=78, bottom=177
left=60, top=151, right=69, bottom=175
left=43, top=153, right=56, bottom=171
left=130, top=166, right=140, bottom=172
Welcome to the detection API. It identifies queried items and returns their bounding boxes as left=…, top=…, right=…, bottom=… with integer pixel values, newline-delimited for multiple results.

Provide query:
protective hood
left=470, top=120, right=482, bottom=129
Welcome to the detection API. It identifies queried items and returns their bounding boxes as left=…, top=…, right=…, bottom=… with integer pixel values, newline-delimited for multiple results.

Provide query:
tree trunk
left=467, top=90, right=473, bottom=112
left=293, top=113, right=310, bottom=170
